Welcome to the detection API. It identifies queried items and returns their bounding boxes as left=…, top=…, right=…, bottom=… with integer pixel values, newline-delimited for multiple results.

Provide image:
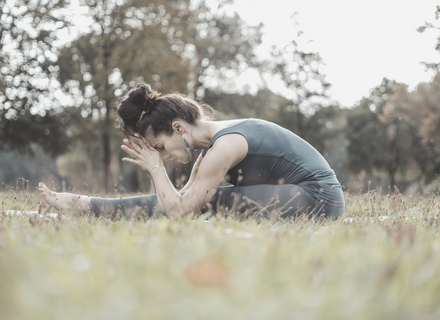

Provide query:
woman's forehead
left=144, top=134, right=160, bottom=145
left=144, top=132, right=167, bottom=145
left=143, top=128, right=158, bottom=142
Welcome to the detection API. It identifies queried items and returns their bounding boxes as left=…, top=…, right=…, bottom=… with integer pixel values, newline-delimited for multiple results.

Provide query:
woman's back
left=202, top=119, right=343, bottom=207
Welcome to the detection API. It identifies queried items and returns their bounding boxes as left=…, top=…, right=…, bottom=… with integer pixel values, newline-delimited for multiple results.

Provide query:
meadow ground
left=1, top=185, right=440, bottom=320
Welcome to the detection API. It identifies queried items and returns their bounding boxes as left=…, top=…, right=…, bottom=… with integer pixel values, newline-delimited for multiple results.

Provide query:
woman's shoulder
left=201, top=128, right=249, bottom=168
left=200, top=119, right=253, bottom=157
left=214, top=118, right=274, bottom=132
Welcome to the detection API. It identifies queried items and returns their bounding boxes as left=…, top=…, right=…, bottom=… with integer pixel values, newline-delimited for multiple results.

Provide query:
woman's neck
left=187, top=120, right=221, bottom=150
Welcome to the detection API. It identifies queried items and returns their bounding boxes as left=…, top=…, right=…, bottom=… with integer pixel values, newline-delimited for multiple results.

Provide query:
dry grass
left=1, top=186, right=440, bottom=320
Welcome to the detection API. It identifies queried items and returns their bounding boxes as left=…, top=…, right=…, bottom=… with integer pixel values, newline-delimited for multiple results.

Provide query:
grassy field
left=1, top=186, right=440, bottom=320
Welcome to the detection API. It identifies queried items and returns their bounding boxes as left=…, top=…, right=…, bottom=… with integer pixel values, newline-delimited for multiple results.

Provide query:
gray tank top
left=201, top=119, right=343, bottom=205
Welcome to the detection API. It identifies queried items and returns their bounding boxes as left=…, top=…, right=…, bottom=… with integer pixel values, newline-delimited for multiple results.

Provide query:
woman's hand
left=121, top=135, right=163, bottom=173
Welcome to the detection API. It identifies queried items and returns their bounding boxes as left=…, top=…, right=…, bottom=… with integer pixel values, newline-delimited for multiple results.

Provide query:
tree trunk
left=103, top=127, right=111, bottom=192
left=129, top=168, right=139, bottom=192
left=102, top=44, right=113, bottom=192
left=102, top=86, right=113, bottom=192
left=389, top=169, right=396, bottom=193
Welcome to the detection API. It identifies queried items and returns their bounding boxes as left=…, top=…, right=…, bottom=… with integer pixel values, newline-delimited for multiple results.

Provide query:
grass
left=1, top=187, right=440, bottom=320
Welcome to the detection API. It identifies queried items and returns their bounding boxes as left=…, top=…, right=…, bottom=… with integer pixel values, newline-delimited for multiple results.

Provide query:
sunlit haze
left=64, top=0, right=440, bottom=108
left=230, top=0, right=439, bottom=107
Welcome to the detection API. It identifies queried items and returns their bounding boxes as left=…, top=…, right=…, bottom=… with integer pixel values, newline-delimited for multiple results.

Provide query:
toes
left=39, top=182, right=54, bottom=194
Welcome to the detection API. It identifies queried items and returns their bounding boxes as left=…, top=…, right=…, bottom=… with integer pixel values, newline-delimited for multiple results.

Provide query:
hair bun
left=140, top=83, right=160, bottom=113
left=117, top=83, right=217, bottom=139
left=116, top=83, right=161, bottom=137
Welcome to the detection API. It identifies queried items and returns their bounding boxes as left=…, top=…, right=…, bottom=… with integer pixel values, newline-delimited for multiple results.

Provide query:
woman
left=38, top=84, right=345, bottom=219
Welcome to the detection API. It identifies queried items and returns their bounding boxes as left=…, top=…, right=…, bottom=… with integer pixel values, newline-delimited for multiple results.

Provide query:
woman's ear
left=172, top=121, right=183, bottom=134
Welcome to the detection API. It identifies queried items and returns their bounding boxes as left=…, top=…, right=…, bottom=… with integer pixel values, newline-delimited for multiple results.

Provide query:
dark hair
left=116, top=83, right=217, bottom=138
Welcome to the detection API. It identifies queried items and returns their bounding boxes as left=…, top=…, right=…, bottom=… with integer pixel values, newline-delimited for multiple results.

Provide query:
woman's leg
left=208, top=184, right=344, bottom=219
left=91, top=194, right=159, bottom=218
left=90, top=184, right=344, bottom=219
left=38, top=182, right=91, bottom=213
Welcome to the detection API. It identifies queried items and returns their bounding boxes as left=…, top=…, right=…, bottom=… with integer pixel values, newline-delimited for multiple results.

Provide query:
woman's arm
left=150, top=134, right=247, bottom=216
left=179, top=153, right=202, bottom=192
left=122, top=134, right=248, bottom=217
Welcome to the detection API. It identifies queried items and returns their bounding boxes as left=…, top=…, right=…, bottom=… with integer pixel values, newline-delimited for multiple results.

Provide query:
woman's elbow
left=162, top=194, right=193, bottom=218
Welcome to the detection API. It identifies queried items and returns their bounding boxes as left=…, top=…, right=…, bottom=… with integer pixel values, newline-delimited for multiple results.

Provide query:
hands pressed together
left=121, top=134, right=163, bottom=174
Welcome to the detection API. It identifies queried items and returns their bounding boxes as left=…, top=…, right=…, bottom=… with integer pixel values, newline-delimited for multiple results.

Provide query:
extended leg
left=90, top=184, right=344, bottom=219
left=208, top=184, right=344, bottom=219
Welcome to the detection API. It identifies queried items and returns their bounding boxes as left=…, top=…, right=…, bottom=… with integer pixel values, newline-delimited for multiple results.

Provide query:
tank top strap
left=201, top=119, right=251, bottom=157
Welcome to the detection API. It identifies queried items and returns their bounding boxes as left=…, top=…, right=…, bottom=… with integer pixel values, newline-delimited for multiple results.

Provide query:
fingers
left=134, top=134, right=156, bottom=152
left=121, top=135, right=161, bottom=171
left=122, top=157, right=137, bottom=164
left=122, top=137, right=156, bottom=157
left=134, top=134, right=148, bottom=148
left=122, top=139, right=143, bottom=159
left=123, top=138, right=141, bottom=151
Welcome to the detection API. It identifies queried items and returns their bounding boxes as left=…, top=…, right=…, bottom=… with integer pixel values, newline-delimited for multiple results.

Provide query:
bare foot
left=37, top=182, right=91, bottom=214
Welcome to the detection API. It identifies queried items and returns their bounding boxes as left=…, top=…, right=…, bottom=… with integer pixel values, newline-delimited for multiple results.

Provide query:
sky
left=65, top=0, right=440, bottom=108
left=229, top=0, right=440, bottom=107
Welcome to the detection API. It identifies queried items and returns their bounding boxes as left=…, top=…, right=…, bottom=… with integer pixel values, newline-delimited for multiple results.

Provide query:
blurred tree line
left=0, top=0, right=439, bottom=194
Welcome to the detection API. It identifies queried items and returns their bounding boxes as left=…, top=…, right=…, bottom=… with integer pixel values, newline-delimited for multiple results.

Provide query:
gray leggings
left=90, top=184, right=345, bottom=220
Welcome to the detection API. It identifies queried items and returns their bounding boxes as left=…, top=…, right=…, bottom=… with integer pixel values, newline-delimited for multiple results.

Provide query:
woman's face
left=145, top=131, right=191, bottom=164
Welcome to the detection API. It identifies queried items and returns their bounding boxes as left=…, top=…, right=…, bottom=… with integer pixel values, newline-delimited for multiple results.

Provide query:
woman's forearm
left=179, top=176, right=195, bottom=192
left=179, top=153, right=201, bottom=192
left=149, top=166, right=185, bottom=217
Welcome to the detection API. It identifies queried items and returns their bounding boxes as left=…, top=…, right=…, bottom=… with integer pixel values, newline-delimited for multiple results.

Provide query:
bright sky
left=65, top=0, right=440, bottom=108
left=230, top=0, right=440, bottom=107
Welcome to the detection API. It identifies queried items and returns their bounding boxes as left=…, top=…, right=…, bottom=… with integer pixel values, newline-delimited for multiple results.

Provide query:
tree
left=226, top=19, right=335, bottom=158
left=0, top=0, right=71, bottom=157
left=259, top=29, right=331, bottom=136
left=345, top=78, right=428, bottom=190
left=57, top=0, right=263, bottom=191
left=186, top=4, right=263, bottom=96
left=416, top=8, right=440, bottom=182
left=403, top=76, right=440, bottom=182
left=203, top=88, right=292, bottom=120
left=417, top=5, right=440, bottom=73
left=57, top=0, right=190, bottom=191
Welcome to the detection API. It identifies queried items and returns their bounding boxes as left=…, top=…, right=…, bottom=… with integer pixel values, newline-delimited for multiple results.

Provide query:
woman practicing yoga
left=38, top=84, right=345, bottom=219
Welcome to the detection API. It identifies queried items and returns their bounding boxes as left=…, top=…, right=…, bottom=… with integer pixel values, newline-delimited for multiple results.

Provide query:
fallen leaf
left=184, top=259, right=228, bottom=287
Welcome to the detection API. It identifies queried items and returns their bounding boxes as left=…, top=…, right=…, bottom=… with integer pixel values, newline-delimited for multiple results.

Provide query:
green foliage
left=1, top=191, right=440, bottom=319
left=414, top=6, right=440, bottom=182
left=267, top=40, right=330, bottom=114
left=0, top=145, right=61, bottom=189
left=0, top=0, right=71, bottom=156
left=408, top=75, right=440, bottom=182
left=417, top=5, right=440, bottom=72
left=204, top=88, right=291, bottom=120
left=345, top=78, right=428, bottom=188
left=56, top=0, right=263, bottom=191
left=189, top=6, right=263, bottom=94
